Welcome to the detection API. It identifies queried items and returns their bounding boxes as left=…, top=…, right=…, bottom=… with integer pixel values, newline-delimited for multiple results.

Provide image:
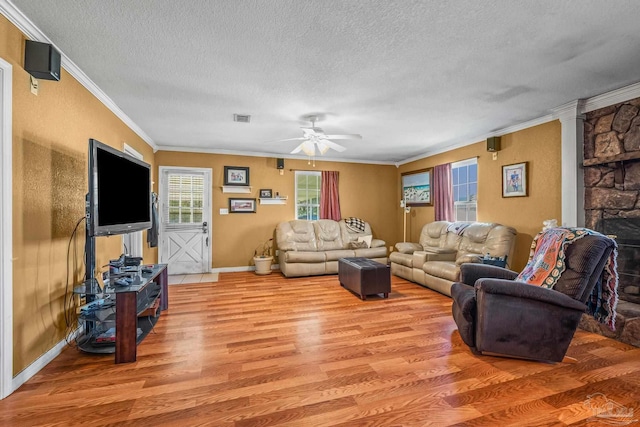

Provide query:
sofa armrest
left=455, top=253, right=483, bottom=265
left=370, top=238, right=386, bottom=248
left=476, top=279, right=587, bottom=311
left=395, top=242, right=422, bottom=254
left=459, top=263, right=518, bottom=286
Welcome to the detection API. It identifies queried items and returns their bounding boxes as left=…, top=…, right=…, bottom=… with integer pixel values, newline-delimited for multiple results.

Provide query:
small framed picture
left=502, top=162, right=528, bottom=197
left=259, top=189, right=273, bottom=198
left=229, top=198, right=256, bottom=213
left=224, top=166, right=250, bottom=186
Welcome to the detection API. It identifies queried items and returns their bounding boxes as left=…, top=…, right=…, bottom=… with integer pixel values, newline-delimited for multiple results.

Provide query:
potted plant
left=253, top=238, right=274, bottom=275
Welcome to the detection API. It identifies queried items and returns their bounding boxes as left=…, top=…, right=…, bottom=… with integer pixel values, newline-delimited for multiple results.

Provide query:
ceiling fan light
left=317, top=142, right=330, bottom=155
left=301, top=141, right=315, bottom=156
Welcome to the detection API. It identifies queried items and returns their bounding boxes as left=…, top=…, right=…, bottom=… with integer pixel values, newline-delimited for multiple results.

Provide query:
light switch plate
left=30, top=75, right=38, bottom=95
left=220, top=208, right=229, bottom=215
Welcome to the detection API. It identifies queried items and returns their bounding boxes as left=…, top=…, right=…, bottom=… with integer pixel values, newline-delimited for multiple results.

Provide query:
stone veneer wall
left=581, top=96, right=640, bottom=347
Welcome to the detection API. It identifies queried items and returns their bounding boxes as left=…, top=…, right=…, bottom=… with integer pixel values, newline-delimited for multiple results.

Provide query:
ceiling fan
left=278, top=115, right=362, bottom=156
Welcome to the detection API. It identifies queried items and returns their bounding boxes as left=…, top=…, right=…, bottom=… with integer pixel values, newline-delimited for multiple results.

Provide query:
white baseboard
left=11, top=329, right=80, bottom=395
left=212, top=264, right=280, bottom=273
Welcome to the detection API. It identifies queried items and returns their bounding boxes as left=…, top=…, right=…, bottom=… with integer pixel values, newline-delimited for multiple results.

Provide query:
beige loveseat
left=276, top=219, right=387, bottom=277
left=390, top=221, right=517, bottom=296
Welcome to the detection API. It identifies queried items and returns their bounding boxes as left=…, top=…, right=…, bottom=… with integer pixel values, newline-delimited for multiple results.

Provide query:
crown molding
left=396, top=113, right=555, bottom=166
left=157, top=145, right=396, bottom=165
left=551, top=100, right=586, bottom=120
left=583, top=80, right=640, bottom=112
left=0, top=1, right=157, bottom=150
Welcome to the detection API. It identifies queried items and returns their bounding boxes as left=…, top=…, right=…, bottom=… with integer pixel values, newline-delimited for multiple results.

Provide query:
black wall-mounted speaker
left=24, top=40, right=61, bottom=81
left=276, top=158, right=285, bottom=169
left=487, top=136, right=501, bottom=152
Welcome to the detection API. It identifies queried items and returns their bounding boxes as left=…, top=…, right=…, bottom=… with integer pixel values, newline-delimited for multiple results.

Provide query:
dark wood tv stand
left=75, top=264, right=168, bottom=363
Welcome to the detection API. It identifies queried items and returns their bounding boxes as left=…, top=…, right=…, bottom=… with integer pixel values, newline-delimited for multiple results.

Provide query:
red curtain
left=320, top=171, right=341, bottom=220
left=433, top=163, right=454, bottom=221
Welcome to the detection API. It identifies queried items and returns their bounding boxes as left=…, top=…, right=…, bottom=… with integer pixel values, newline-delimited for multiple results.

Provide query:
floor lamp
left=400, top=199, right=411, bottom=242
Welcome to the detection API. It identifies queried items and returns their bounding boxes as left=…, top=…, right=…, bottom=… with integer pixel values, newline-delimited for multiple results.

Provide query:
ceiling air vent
left=233, top=114, right=251, bottom=123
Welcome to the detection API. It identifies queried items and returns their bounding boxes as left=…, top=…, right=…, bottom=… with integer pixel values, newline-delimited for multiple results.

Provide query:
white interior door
left=159, top=167, right=212, bottom=275
left=122, top=144, right=144, bottom=257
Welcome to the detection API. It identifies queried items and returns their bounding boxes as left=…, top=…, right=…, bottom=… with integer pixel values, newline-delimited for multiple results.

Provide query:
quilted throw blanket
left=516, top=227, right=619, bottom=330
left=344, top=217, right=366, bottom=233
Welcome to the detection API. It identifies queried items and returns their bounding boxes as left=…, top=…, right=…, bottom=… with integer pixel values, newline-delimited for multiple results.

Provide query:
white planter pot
left=253, top=256, right=273, bottom=275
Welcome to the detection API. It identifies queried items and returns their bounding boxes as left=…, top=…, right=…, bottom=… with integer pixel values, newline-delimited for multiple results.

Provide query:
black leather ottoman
left=338, top=257, right=390, bottom=300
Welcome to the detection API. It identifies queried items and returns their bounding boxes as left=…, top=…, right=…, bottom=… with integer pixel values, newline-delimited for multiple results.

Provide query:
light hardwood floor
left=2, top=272, right=639, bottom=426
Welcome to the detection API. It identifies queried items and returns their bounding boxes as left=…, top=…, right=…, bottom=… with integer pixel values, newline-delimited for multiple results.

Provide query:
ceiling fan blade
left=323, top=134, right=362, bottom=140
left=275, top=137, right=305, bottom=142
left=291, top=143, right=304, bottom=154
left=322, top=140, right=347, bottom=152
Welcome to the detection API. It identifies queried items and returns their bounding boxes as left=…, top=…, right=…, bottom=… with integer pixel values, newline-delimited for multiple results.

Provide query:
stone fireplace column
left=553, top=100, right=586, bottom=227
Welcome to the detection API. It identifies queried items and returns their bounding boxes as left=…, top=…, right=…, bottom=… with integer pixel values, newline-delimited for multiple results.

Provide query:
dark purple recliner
left=451, top=233, right=616, bottom=363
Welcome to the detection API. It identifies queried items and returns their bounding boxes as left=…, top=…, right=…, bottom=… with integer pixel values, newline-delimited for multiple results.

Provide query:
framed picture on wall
left=401, top=168, right=433, bottom=206
left=224, top=166, right=250, bottom=186
left=229, top=198, right=256, bottom=213
left=259, top=189, right=273, bottom=198
left=502, top=162, right=528, bottom=197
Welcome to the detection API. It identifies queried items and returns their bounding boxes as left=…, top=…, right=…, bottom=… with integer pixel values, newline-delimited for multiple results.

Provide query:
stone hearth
left=582, top=96, right=640, bottom=347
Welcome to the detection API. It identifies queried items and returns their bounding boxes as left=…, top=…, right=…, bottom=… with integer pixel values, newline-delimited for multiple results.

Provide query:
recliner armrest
left=476, top=279, right=587, bottom=311
left=395, top=242, right=422, bottom=254
left=459, top=263, right=518, bottom=286
left=370, top=238, right=386, bottom=248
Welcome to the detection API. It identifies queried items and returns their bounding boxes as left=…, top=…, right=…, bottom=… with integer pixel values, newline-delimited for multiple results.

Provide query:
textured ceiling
left=8, top=0, right=640, bottom=163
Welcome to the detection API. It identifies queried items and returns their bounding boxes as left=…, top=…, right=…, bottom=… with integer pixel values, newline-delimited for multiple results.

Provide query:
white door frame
left=0, top=58, right=14, bottom=399
left=158, top=166, right=212, bottom=273
left=122, top=144, right=144, bottom=257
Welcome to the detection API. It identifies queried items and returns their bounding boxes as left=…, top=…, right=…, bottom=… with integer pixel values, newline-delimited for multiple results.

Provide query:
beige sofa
left=389, top=221, right=517, bottom=296
left=276, top=219, right=387, bottom=277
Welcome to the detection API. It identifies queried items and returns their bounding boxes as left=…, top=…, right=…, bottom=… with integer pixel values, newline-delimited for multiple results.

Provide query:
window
left=295, top=171, right=321, bottom=220
left=452, top=158, right=477, bottom=221
left=166, top=173, right=204, bottom=224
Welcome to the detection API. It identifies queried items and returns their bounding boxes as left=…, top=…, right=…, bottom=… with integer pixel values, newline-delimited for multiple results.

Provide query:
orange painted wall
left=1, top=12, right=563, bottom=377
left=1, top=16, right=155, bottom=374
left=398, top=121, right=562, bottom=271
left=154, top=152, right=398, bottom=268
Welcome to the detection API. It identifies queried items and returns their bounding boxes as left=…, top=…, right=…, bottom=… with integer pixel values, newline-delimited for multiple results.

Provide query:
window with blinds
left=164, top=173, right=204, bottom=226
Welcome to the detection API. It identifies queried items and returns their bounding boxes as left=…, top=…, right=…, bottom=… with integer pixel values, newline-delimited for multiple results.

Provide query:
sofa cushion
left=276, top=220, right=318, bottom=251
left=325, top=249, right=356, bottom=261
left=455, top=253, right=483, bottom=265
left=354, top=246, right=387, bottom=258
left=395, top=242, right=422, bottom=254
left=284, top=251, right=326, bottom=263
left=349, top=241, right=368, bottom=249
left=389, top=252, right=413, bottom=267
left=459, top=223, right=517, bottom=260
left=419, top=221, right=451, bottom=250
left=314, top=220, right=344, bottom=251
left=423, top=261, right=461, bottom=282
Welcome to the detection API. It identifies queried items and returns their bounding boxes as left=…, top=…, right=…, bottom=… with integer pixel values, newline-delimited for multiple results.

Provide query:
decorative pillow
left=349, top=241, right=368, bottom=249
left=344, top=217, right=366, bottom=233
left=357, top=235, right=373, bottom=248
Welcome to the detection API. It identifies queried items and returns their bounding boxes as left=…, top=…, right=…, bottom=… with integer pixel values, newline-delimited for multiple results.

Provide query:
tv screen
left=88, top=139, right=152, bottom=236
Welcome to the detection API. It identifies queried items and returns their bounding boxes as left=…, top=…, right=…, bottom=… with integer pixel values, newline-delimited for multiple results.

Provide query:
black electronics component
left=24, top=40, right=61, bottom=81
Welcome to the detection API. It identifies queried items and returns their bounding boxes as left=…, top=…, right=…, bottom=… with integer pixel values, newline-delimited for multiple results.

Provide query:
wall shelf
left=259, top=196, right=288, bottom=205
left=222, top=185, right=252, bottom=194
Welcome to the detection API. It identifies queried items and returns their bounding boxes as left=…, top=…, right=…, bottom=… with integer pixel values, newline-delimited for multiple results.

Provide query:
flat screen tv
left=88, top=138, right=152, bottom=237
